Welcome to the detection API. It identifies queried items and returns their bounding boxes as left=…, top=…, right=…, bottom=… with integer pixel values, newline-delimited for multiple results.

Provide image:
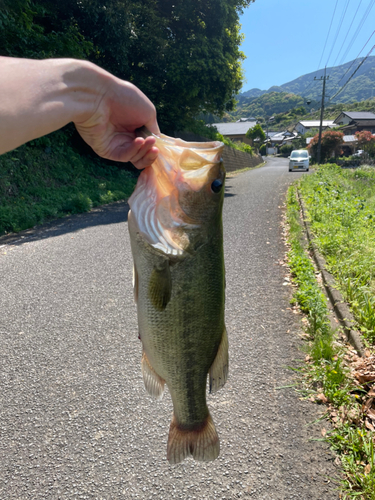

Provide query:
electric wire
left=328, top=44, right=375, bottom=102
left=325, top=0, right=351, bottom=67
left=336, top=29, right=375, bottom=87
left=332, top=0, right=362, bottom=68
left=317, top=0, right=339, bottom=71
left=339, top=0, right=375, bottom=65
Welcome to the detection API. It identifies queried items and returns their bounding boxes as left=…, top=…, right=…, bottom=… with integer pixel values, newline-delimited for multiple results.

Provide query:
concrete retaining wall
left=175, top=131, right=264, bottom=172
left=221, top=148, right=263, bottom=173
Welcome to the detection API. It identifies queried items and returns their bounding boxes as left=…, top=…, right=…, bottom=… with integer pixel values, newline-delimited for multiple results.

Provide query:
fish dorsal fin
left=209, top=326, right=229, bottom=393
left=148, top=261, right=172, bottom=311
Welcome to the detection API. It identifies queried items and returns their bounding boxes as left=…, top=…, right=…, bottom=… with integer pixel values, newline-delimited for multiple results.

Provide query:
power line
left=317, top=0, right=339, bottom=71
left=328, top=44, right=375, bottom=102
left=339, top=0, right=375, bottom=65
left=332, top=0, right=362, bottom=68
left=325, top=0, right=351, bottom=67
left=336, top=29, right=375, bottom=87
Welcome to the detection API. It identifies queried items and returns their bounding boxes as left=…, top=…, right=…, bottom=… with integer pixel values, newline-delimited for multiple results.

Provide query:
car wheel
left=306, top=168, right=309, bottom=171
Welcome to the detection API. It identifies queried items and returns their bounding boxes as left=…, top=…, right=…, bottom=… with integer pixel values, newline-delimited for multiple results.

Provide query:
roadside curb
left=297, top=189, right=365, bottom=357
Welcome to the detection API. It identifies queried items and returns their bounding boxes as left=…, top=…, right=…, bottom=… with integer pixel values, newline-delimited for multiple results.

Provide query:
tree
left=246, top=124, right=266, bottom=149
left=308, top=130, right=344, bottom=162
left=0, top=0, right=255, bottom=133
left=355, top=131, right=375, bottom=157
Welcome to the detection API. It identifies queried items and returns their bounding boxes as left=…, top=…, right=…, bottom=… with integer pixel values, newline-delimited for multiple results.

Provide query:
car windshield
left=291, top=151, right=308, bottom=158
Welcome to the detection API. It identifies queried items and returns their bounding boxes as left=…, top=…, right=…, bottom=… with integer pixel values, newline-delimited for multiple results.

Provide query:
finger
left=145, top=118, right=160, bottom=136
left=105, top=136, right=150, bottom=162
left=129, top=137, right=157, bottom=163
left=131, top=146, right=159, bottom=170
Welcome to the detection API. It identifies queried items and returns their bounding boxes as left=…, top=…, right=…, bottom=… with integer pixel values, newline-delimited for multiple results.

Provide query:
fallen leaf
left=365, top=349, right=372, bottom=358
left=365, top=419, right=374, bottom=432
left=317, top=393, right=328, bottom=404
left=365, top=463, right=372, bottom=475
left=321, top=428, right=327, bottom=437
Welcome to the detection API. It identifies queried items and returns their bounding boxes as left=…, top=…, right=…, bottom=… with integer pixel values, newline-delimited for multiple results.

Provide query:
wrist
left=53, top=58, right=113, bottom=124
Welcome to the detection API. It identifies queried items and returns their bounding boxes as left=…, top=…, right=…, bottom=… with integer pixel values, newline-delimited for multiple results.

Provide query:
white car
left=288, top=150, right=309, bottom=172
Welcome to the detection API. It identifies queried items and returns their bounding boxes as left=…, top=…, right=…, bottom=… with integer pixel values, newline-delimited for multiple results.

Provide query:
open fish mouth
left=128, top=132, right=224, bottom=257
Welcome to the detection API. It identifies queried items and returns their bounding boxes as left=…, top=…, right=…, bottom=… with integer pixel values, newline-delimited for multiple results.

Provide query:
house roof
left=306, top=134, right=358, bottom=145
left=341, top=119, right=375, bottom=128
left=212, top=121, right=257, bottom=135
left=334, top=111, right=375, bottom=123
left=268, top=131, right=298, bottom=143
left=297, top=120, right=334, bottom=128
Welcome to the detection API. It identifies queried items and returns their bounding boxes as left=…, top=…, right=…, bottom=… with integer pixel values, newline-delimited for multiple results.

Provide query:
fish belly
left=130, top=223, right=227, bottom=463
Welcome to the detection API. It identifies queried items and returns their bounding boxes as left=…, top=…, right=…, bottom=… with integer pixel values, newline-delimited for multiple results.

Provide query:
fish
left=128, top=128, right=228, bottom=464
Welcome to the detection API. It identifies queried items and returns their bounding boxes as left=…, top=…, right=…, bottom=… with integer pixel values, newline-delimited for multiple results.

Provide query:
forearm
left=0, top=57, right=106, bottom=154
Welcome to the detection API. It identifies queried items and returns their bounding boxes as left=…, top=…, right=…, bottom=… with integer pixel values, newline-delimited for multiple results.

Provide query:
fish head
left=128, top=134, right=225, bottom=257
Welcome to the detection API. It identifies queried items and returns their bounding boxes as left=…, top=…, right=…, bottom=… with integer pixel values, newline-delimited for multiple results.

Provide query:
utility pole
left=315, top=67, right=329, bottom=164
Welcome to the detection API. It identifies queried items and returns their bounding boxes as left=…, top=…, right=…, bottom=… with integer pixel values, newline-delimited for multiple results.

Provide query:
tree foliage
left=355, top=131, right=375, bottom=157
left=308, top=130, right=344, bottom=162
left=0, top=0, right=255, bottom=132
left=246, top=123, right=266, bottom=143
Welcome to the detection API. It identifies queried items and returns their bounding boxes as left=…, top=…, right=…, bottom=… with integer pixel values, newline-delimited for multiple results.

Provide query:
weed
left=0, top=130, right=137, bottom=235
left=286, top=180, right=375, bottom=499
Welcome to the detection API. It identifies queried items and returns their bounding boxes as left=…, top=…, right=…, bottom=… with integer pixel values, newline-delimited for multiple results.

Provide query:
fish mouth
left=129, top=133, right=224, bottom=256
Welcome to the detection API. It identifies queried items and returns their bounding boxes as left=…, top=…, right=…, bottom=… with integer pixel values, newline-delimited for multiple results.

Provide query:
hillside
left=228, top=91, right=320, bottom=123
left=268, top=98, right=375, bottom=132
left=242, top=56, right=375, bottom=104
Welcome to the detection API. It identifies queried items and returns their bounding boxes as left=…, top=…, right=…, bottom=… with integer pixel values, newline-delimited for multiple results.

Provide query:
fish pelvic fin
left=141, top=351, right=165, bottom=400
left=209, top=326, right=229, bottom=394
left=167, top=413, right=219, bottom=465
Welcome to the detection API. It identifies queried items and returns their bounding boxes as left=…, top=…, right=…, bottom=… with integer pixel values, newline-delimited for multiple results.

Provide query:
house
left=212, top=118, right=257, bottom=145
left=265, top=130, right=298, bottom=154
left=295, top=120, right=335, bottom=135
left=333, top=111, right=375, bottom=135
left=306, top=134, right=359, bottom=155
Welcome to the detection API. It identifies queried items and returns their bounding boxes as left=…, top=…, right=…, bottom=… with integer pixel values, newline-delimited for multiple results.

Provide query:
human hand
left=74, top=77, right=159, bottom=169
left=0, top=57, right=159, bottom=168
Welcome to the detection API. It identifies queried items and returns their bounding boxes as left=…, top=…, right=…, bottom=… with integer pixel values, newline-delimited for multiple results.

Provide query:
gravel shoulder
left=0, top=157, right=339, bottom=499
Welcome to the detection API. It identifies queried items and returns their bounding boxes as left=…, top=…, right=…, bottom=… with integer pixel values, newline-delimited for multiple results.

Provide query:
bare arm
left=0, top=57, right=159, bottom=169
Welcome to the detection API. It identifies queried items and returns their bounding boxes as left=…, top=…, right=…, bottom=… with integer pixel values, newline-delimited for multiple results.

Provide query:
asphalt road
left=0, top=157, right=339, bottom=499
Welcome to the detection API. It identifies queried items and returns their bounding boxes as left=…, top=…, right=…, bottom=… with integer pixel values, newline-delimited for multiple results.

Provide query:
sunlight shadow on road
left=0, top=201, right=130, bottom=248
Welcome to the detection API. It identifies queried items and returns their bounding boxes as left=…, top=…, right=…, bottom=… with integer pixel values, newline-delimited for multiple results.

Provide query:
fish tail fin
left=167, top=413, right=219, bottom=465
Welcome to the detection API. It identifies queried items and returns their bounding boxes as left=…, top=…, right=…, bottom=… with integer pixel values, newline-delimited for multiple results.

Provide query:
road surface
left=0, top=157, right=338, bottom=499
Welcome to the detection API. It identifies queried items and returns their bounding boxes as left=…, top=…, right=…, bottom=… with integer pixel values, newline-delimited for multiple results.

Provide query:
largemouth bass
left=128, top=129, right=228, bottom=464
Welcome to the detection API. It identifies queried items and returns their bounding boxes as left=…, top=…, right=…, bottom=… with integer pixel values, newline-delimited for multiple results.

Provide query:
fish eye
left=211, top=179, right=223, bottom=194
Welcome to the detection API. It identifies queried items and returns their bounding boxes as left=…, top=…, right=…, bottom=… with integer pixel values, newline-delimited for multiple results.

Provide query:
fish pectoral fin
left=209, top=326, right=229, bottom=394
left=148, top=261, right=172, bottom=311
left=167, top=413, right=219, bottom=464
left=141, top=351, right=165, bottom=400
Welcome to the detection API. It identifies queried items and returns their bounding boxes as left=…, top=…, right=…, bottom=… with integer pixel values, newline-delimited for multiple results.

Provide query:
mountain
left=229, top=91, right=320, bottom=122
left=242, top=56, right=375, bottom=104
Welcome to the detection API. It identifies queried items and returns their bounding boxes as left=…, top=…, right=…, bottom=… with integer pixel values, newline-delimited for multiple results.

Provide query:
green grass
left=298, top=163, right=375, bottom=344
left=286, top=183, right=375, bottom=499
left=0, top=130, right=137, bottom=235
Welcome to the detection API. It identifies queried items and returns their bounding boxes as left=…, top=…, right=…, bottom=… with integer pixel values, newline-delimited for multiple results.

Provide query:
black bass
left=128, top=130, right=228, bottom=464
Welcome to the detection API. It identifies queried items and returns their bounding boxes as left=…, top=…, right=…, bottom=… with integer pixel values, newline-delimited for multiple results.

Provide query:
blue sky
left=239, top=0, right=375, bottom=91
